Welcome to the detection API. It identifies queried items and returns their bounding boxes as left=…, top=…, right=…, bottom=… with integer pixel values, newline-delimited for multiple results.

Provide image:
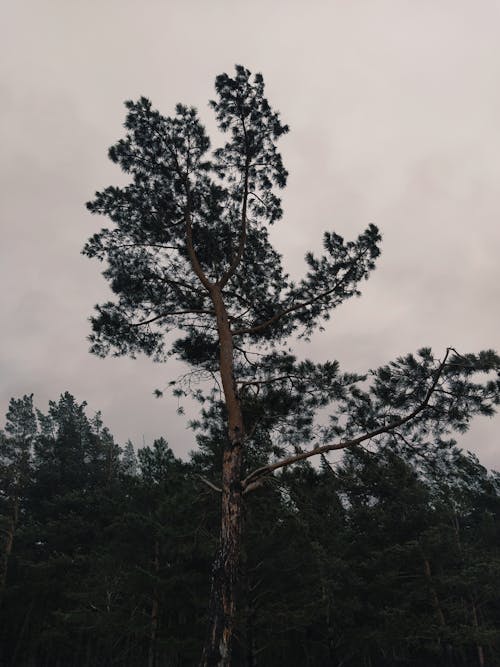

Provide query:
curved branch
left=197, top=475, right=222, bottom=493
left=182, top=177, right=213, bottom=291
left=111, top=243, right=181, bottom=251
left=242, top=348, right=452, bottom=492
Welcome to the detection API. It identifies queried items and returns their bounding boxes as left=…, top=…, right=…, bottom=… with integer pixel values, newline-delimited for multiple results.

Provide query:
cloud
left=1, top=1, right=499, bottom=469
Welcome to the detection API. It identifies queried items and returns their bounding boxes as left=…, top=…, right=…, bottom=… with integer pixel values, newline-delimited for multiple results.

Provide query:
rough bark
left=200, top=287, right=245, bottom=666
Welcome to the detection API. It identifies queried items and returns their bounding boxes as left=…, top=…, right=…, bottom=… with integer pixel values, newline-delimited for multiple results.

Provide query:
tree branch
left=197, top=475, right=222, bottom=494
left=232, top=267, right=356, bottom=337
left=242, top=478, right=267, bottom=495
left=183, top=181, right=213, bottom=291
left=241, top=348, right=452, bottom=492
left=130, top=309, right=216, bottom=327
left=218, top=137, right=250, bottom=289
left=110, top=243, right=181, bottom=251
left=237, top=374, right=304, bottom=389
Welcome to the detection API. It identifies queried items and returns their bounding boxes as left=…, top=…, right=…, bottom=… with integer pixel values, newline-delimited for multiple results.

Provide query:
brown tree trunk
left=201, top=452, right=243, bottom=666
left=200, top=287, right=245, bottom=666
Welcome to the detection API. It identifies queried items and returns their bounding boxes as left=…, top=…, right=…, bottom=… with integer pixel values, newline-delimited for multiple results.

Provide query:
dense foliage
left=1, top=393, right=499, bottom=666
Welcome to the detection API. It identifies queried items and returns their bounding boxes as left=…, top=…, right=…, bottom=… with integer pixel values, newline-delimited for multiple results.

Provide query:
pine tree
left=0, top=395, right=36, bottom=600
left=1, top=394, right=499, bottom=664
left=121, top=439, right=138, bottom=477
left=84, top=65, right=500, bottom=664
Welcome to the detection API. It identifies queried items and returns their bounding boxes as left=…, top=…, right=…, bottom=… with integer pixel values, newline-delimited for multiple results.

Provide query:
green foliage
left=1, top=393, right=499, bottom=665
left=83, top=65, right=381, bottom=370
left=82, top=67, right=499, bottom=487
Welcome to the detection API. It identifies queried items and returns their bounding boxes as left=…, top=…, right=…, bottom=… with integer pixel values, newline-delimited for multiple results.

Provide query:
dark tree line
left=1, top=392, right=499, bottom=666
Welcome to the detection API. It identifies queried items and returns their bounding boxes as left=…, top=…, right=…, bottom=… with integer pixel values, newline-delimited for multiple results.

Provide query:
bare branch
left=109, top=242, right=181, bottom=251
left=242, top=348, right=452, bottom=492
left=242, top=478, right=266, bottom=495
left=248, top=191, right=268, bottom=208
left=197, top=475, right=222, bottom=493
left=131, top=309, right=215, bottom=327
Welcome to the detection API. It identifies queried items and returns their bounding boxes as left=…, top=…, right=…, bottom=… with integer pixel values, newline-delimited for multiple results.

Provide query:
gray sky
left=1, top=0, right=499, bottom=468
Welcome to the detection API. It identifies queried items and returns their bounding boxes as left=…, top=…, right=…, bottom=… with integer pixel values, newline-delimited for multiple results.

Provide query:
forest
left=0, top=391, right=499, bottom=666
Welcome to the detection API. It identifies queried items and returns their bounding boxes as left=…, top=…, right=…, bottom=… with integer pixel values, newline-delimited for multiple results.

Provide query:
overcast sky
left=1, top=0, right=499, bottom=468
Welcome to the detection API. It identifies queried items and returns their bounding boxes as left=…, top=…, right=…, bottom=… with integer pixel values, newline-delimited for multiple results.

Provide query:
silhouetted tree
left=84, top=65, right=500, bottom=664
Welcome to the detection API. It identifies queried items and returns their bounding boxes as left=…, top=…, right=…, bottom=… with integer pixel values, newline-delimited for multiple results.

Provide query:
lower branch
left=197, top=475, right=222, bottom=494
left=242, top=348, right=451, bottom=492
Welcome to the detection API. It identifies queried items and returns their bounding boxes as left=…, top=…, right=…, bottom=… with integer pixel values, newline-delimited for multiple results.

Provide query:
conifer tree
left=1, top=393, right=500, bottom=664
left=0, top=395, right=36, bottom=600
left=121, top=439, right=138, bottom=477
left=84, top=65, right=500, bottom=665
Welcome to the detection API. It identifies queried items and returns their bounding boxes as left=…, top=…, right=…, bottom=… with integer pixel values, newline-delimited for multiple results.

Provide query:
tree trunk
left=471, top=599, right=485, bottom=667
left=200, top=287, right=245, bottom=666
left=148, top=538, right=160, bottom=667
left=201, top=453, right=243, bottom=666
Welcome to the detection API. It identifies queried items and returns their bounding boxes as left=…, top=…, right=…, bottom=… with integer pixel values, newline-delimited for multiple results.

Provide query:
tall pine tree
left=84, top=65, right=500, bottom=664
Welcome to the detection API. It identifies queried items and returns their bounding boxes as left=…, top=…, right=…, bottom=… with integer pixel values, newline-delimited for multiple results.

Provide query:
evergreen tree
left=0, top=393, right=124, bottom=666
left=84, top=65, right=500, bottom=664
left=1, top=393, right=500, bottom=664
left=121, top=439, right=138, bottom=477
left=0, top=394, right=36, bottom=600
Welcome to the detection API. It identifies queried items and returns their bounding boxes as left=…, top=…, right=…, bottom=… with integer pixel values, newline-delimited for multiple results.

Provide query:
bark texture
left=200, top=287, right=245, bottom=666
